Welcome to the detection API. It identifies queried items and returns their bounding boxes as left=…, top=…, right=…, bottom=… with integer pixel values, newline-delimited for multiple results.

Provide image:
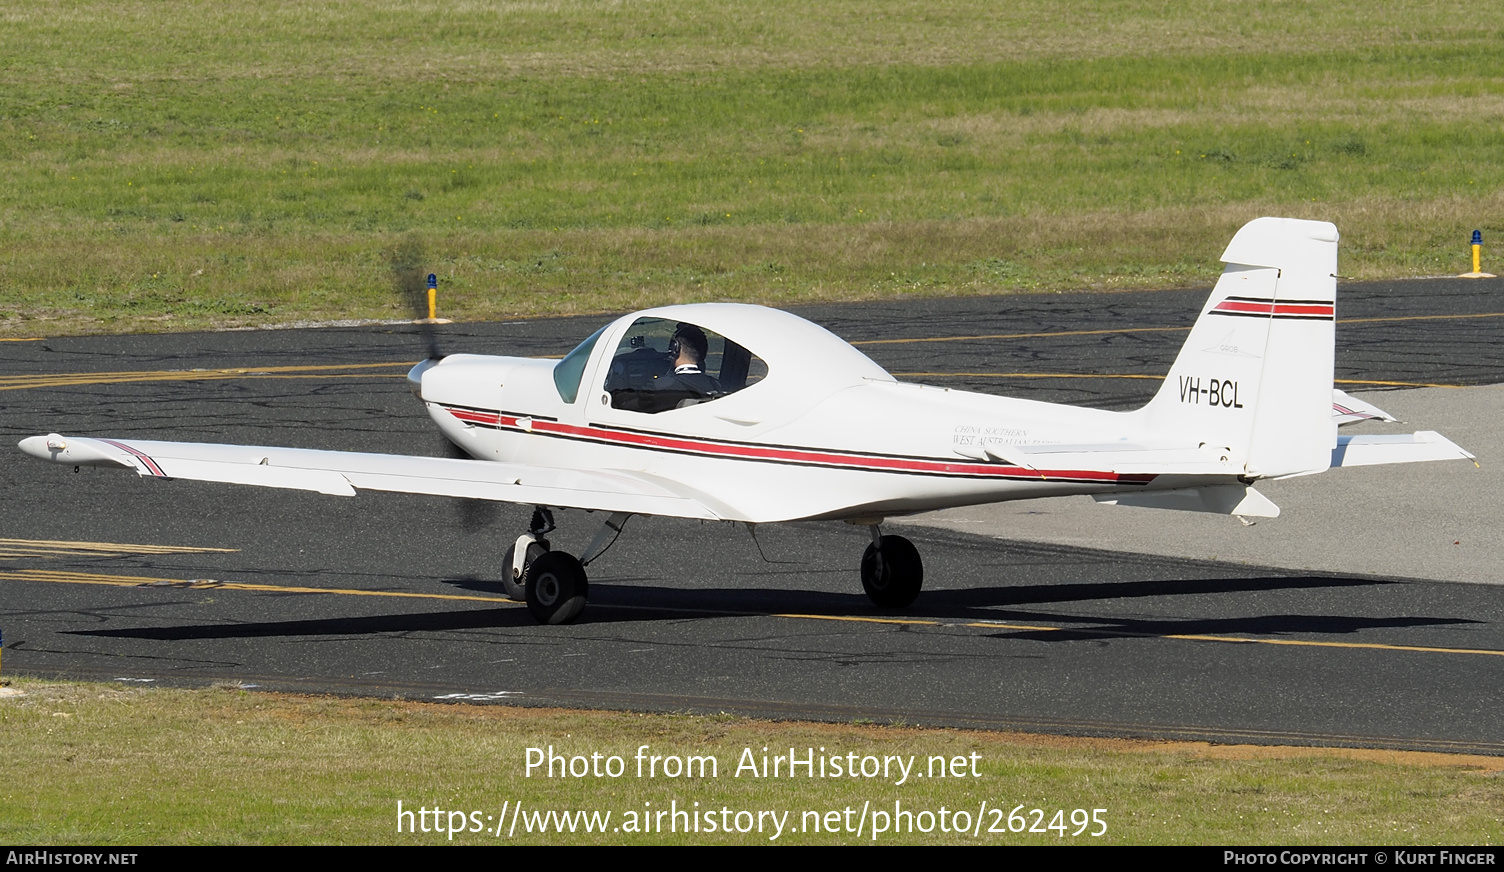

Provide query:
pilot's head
left=669, top=323, right=709, bottom=366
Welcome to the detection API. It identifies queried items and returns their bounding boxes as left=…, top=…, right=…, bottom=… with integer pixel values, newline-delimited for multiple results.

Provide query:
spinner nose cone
left=407, top=358, right=441, bottom=399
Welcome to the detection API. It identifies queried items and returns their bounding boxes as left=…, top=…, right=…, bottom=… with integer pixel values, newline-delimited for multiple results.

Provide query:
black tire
left=860, top=534, right=924, bottom=608
left=524, top=551, right=589, bottom=625
left=500, top=538, right=549, bottom=601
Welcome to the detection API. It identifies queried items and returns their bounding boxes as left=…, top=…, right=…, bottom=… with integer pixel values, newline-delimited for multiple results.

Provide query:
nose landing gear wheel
left=525, top=551, right=589, bottom=624
left=860, top=534, right=923, bottom=608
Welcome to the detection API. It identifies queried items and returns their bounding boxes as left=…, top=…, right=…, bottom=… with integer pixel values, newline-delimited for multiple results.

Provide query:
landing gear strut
left=860, top=526, right=924, bottom=608
left=501, top=507, right=555, bottom=601
left=512, top=508, right=630, bottom=625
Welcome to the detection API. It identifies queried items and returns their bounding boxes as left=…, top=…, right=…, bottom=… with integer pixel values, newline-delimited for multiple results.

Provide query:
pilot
left=647, top=323, right=720, bottom=406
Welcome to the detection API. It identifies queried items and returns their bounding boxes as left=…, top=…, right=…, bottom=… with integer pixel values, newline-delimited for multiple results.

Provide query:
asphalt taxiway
left=2, top=276, right=1502, bottom=753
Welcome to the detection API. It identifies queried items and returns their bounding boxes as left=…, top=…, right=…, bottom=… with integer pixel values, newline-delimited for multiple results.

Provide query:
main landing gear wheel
left=501, top=537, right=549, bottom=601
left=860, top=534, right=923, bottom=608
left=525, top=551, right=589, bottom=625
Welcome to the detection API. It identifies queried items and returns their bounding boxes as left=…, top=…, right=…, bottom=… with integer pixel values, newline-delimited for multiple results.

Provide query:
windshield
left=552, top=324, right=609, bottom=403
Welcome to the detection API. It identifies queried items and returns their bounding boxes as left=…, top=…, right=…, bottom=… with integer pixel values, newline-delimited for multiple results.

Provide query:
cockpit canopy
left=552, top=303, right=894, bottom=408
left=602, top=317, right=768, bottom=413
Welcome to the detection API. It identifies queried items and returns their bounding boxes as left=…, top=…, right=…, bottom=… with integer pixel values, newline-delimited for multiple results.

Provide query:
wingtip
left=17, top=433, right=62, bottom=460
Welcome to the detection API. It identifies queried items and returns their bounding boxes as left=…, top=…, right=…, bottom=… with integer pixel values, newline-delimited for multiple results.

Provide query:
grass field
left=2, top=1, right=1502, bottom=333
left=3, top=680, right=1502, bottom=845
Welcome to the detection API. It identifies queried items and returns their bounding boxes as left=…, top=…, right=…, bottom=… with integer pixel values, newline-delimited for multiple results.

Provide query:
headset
left=668, top=323, right=708, bottom=364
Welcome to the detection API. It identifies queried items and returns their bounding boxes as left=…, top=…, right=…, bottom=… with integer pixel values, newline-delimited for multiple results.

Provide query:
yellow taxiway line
left=3, top=310, right=1500, bottom=392
left=0, top=362, right=411, bottom=392
left=1334, top=378, right=1471, bottom=389
left=853, top=326, right=1188, bottom=346
left=1339, top=311, right=1504, bottom=326
left=0, top=537, right=238, bottom=559
left=853, top=311, right=1504, bottom=347
left=780, top=613, right=1504, bottom=658
left=0, top=569, right=514, bottom=605
left=5, top=568, right=1499, bottom=659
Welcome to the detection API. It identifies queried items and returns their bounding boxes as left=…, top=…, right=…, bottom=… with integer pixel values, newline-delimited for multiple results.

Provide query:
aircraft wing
left=17, top=434, right=721, bottom=521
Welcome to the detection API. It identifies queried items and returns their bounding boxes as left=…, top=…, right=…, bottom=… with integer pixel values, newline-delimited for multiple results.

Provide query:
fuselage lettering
left=1179, top=376, right=1242, bottom=408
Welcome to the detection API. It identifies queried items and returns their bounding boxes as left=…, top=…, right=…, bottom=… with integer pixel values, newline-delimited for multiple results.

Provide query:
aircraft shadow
left=65, top=574, right=1463, bottom=641
left=69, top=607, right=535, bottom=640
left=970, top=611, right=1479, bottom=643
left=572, top=572, right=1394, bottom=621
left=914, top=574, right=1390, bottom=611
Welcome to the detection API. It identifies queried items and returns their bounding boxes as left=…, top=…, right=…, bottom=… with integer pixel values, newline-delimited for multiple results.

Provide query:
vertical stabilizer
left=1140, top=218, right=1338, bottom=479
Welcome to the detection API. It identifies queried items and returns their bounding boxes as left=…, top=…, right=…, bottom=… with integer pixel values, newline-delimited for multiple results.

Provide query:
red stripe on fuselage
left=447, top=408, right=498, bottom=425
left=441, top=404, right=1151, bottom=486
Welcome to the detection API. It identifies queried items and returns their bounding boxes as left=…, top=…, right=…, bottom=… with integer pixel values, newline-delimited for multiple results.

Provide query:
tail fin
left=1139, top=217, right=1338, bottom=479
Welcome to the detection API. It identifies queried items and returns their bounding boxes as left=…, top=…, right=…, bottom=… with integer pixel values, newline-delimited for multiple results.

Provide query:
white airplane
left=19, top=217, right=1473, bottom=624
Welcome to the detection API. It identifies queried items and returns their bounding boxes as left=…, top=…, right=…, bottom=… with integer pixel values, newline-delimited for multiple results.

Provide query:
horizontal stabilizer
left=1332, top=389, right=1398, bottom=426
left=984, top=441, right=1243, bottom=476
left=1094, top=484, right=1280, bottom=517
left=1331, top=431, right=1475, bottom=468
